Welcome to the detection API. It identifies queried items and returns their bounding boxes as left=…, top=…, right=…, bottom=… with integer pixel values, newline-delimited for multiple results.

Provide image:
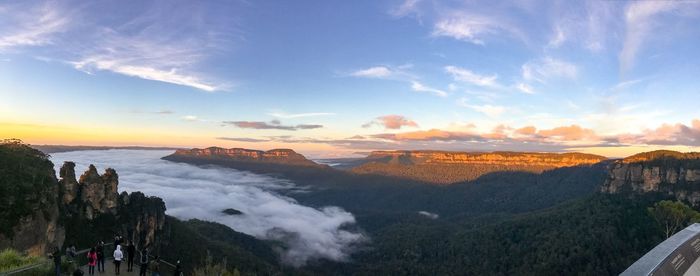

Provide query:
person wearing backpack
left=139, top=248, right=149, bottom=276
left=87, top=247, right=97, bottom=275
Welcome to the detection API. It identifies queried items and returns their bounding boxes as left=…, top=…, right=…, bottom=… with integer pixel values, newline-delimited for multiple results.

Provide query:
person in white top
left=113, top=245, right=124, bottom=275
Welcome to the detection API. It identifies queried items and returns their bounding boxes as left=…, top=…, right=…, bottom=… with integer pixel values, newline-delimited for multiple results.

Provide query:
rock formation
left=59, top=161, right=79, bottom=205
left=351, top=151, right=607, bottom=184
left=58, top=162, right=166, bottom=249
left=117, top=192, right=167, bottom=249
left=601, top=150, right=700, bottom=205
left=77, top=165, right=119, bottom=219
left=167, top=147, right=319, bottom=166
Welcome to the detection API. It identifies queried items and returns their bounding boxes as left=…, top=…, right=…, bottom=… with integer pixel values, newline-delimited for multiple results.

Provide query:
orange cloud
left=363, top=115, right=419, bottom=130
left=536, top=125, right=597, bottom=141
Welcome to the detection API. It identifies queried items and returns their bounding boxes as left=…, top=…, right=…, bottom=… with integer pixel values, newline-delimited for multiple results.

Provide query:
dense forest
left=0, top=139, right=57, bottom=238
left=306, top=194, right=668, bottom=275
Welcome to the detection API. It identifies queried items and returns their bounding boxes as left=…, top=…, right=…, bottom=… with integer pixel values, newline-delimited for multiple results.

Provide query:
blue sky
left=1, top=0, right=700, bottom=157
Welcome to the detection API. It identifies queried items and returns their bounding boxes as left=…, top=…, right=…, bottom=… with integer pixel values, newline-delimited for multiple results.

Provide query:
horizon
left=3, top=1, right=700, bottom=158
left=28, top=142, right=700, bottom=160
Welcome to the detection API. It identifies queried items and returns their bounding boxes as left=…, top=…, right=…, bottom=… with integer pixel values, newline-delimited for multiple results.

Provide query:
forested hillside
left=307, top=194, right=667, bottom=275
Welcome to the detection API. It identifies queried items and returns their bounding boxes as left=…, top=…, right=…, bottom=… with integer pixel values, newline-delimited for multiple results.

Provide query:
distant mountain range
left=350, top=150, right=607, bottom=184
left=166, top=147, right=608, bottom=184
left=32, top=144, right=182, bottom=154
left=167, top=147, right=321, bottom=167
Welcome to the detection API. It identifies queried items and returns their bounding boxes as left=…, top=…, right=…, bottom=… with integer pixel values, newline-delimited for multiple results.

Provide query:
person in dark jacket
left=127, top=241, right=136, bottom=271
left=139, top=248, right=149, bottom=276
left=174, top=260, right=183, bottom=276
left=96, top=242, right=105, bottom=272
left=50, top=247, right=61, bottom=276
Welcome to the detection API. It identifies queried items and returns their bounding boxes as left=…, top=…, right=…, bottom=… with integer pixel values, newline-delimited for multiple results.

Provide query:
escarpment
left=601, top=150, right=700, bottom=205
left=165, top=147, right=320, bottom=167
left=350, top=151, right=607, bottom=184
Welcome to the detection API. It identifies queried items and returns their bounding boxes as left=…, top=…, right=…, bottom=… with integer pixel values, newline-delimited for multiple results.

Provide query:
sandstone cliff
left=58, top=162, right=166, bottom=249
left=351, top=151, right=607, bottom=184
left=166, top=147, right=320, bottom=167
left=601, top=150, right=700, bottom=205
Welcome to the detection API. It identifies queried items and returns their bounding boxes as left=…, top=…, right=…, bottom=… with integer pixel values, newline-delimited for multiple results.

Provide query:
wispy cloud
left=389, top=0, right=423, bottom=18
left=0, top=2, right=70, bottom=51
left=223, top=120, right=323, bottom=131
left=444, top=66, right=500, bottom=88
left=268, top=112, right=336, bottom=119
left=362, top=115, right=419, bottom=130
left=216, top=137, right=270, bottom=143
left=350, top=66, right=393, bottom=78
left=619, top=1, right=697, bottom=73
left=522, top=57, right=577, bottom=83
left=458, top=98, right=505, bottom=117
left=410, top=81, right=447, bottom=97
left=431, top=13, right=518, bottom=45
left=515, top=83, right=534, bottom=94
left=1, top=2, right=235, bottom=91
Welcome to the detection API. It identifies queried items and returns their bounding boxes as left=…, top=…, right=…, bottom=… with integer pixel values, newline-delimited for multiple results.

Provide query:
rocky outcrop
left=601, top=150, right=700, bottom=205
left=117, top=192, right=167, bottom=249
left=77, top=165, right=119, bottom=219
left=166, top=147, right=319, bottom=166
left=58, top=163, right=166, bottom=249
left=59, top=162, right=79, bottom=205
left=351, top=151, right=607, bottom=184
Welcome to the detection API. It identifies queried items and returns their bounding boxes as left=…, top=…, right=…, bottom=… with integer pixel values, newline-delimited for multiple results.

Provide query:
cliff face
left=351, top=151, right=607, bottom=184
left=168, top=147, right=319, bottom=166
left=601, top=150, right=700, bottom=205
left=117, top=192, right=167, bottom=249
left=0, top=142, right=65, bottom=256
left=364, top=151, right=606, bottom=166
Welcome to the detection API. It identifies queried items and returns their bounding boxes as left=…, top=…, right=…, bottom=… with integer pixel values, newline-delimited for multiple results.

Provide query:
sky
left=2, top=0, right=700, bottom=158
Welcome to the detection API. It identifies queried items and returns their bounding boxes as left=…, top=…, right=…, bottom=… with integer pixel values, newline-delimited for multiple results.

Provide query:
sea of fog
left=50, top=150, right=364, bottom=266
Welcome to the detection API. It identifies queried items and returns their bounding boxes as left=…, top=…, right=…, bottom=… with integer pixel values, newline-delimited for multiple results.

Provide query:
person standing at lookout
left=139, top=248, right=150, bottom=276
left=86, top=247, right=97, bottom=276
left=96, top=241, right=105, bottom=272
left=50, top=247, right=61, bottom=276
left=127, top=241, right=136, bottom=272
left=114, top=244, right=124, bottom=275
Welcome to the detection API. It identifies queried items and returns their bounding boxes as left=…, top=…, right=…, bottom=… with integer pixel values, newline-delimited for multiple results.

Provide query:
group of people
left=49, top=234, right=182, bottom=276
